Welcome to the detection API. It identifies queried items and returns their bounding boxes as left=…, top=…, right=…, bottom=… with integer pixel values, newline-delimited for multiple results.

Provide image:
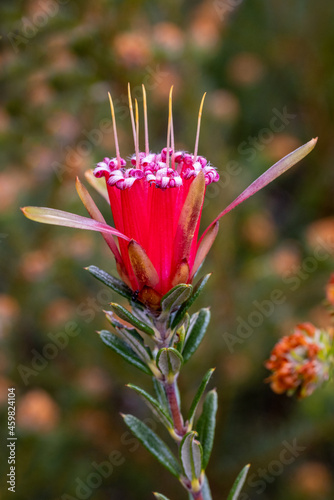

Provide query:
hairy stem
left=165, top=379, right=185, bottom=436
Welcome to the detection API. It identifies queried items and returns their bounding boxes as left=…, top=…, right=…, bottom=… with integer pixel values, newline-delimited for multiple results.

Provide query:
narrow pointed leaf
left=201, top=138, right=317, bottom=242
left=84, top=169, right=110, bottom=203
left=76, top=177, right=122, bottom=262
left=197, top=389, right=218, bottom=470
left=174, top=171, right=205, bottom=263
left=188, top=369, right=215, bottom=425
left=161, top=284, right=193, bottom=314
left=227, top=464, right=251, bottom=500
left=201, top=475, right=213, bottom=500
left=127, top=384, right=173, bottom=429
left=154, top=494, right=171, bottom=500
left=128, top=239, right=159, bottom=288
left=99, top=330, right=151, bottom=375
left=191, top=222, right=219, bottom=279
left=122, top=414, right=182, bottom=478
left=21, top=206, right=130, bottom=240
left=110, top=303, right=155, bottom=336
left=172, top=274, right=211, bottom=329
left=153, top=378, right=170, bottom=412
left=182, top=308, right=211, bottom=363
left=180, top=432, right=203, bottom=482
left=86, top=265, right=133, bottom=300
left=116, top=327, right=152, bottom=365
left=156, top=348, right=183, bottom=377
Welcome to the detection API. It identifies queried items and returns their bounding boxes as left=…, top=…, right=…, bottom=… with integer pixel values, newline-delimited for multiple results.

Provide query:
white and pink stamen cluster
left=93, top=148, right=219, bottom=190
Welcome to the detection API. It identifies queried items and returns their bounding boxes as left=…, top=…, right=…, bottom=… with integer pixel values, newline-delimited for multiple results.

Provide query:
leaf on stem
left=156, top=348, right=183, bottom=378
left=227, top=464, right=251, bottom=500
left=182, top=309, right=211, bottom=363
left=172, top=274, right=211, bottom=329
left=160, top=284, right=193, bottom=314
left=153, top=493, right=171, bottom=500
left=122, top=414, right=182, bottom=478
left=110, top=303, right=155, bottom=336
left=188, top=369, right=215, bottom=425
left=196, top=389, right=218, bottom=470
left=127, top=384, right=173, bottom=429
left=180, top=432, right=203, bottom=482
left=153, top=378, right=170, bottom=412
left=115, top=327, right=152, bottom=365
left=86, top=265, right=133, bottom=300
left=99, top=330, right=151, bottom=375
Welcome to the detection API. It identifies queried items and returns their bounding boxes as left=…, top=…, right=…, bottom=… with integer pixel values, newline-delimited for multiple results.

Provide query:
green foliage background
left=0, top=1, right=334, bottom=499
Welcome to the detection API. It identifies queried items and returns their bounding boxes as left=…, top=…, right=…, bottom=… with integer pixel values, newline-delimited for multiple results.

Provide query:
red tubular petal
left=172, top=171, right=206, bottom=276
left=147, top=185, right=181, bottom=294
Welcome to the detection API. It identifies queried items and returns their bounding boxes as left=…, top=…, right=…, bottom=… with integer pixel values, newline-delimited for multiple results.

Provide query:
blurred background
left=1, top=1, right=334, bottom=499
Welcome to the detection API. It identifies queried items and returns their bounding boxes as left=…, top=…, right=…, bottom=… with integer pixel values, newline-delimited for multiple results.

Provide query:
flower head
left=22, top=85, right=317, bottom=310
left=265, top=322, right=333, bottom=398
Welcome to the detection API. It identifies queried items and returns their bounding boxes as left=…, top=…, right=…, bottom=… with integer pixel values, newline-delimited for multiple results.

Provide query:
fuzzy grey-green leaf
left=99, top=330, right=151, bottom=375
left=153, top=378, right=170, bottom=411
left=115, top=327, right=152, bottom=365
left=153, top=493, right=171, bottom=500
left=86, top=265, right=132, bottom=299
left=188, top=368, right=215, bottom=425
left=227, top=464, right=250, bottom=500
left=196, top=389, right=218, bottom=470
left=122, top=414, right=182, bottom=478
left=172, top=273, right=211, bottom=328
left=156, top=348, right=183, bottom=377
left=161, top=284, right=193, bottom=313
left=182, top=308, right=211, bottom=363
left=110, top=303, right=155, bottom=336
left=127, top=384, right=173, bottom=429
left=180, top=432, right=203, bottom=482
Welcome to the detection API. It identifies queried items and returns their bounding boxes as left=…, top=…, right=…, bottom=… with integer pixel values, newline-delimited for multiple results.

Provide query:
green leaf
left=156, top=348, right=183, bottom=378
left=180, top=432, right=203, bottom=482
left=110, top=303, right=155, bottom=336
left=122, top=414, right=182, bottom=478
left=160, top=284, right=193, bottom=313
left=153, top=493, right=171, bottom=500
left=153, top=378, right=169, bottom=412
left=188, top=369, right=215, bottom=425
left=115, top=327, right=152, bottom=365
left=99, top=330, right=151, bottom=375
left=172, top=274, right=211, bottom=328
left=201, top=475, right=213, bottom=500
left=127, top=384, right=173, bottom=429
left=196, top=389, right=218, bottom=470
left=227, top=464, right=250, bottom=500
left=182, top=309, right=211, bottom=363
left=86, top=265, right=132, bottom=299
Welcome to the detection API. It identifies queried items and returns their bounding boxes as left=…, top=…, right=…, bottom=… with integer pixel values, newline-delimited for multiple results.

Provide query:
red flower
left=22, top=85, right=317, bottom=308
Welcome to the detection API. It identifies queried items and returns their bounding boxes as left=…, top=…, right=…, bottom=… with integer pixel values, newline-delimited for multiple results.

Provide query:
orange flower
left=265, top=323, right=333, bottom=398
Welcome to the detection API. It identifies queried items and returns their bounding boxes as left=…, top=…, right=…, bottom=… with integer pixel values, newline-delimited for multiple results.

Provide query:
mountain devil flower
left=22, top=85, right=317, bottom=310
